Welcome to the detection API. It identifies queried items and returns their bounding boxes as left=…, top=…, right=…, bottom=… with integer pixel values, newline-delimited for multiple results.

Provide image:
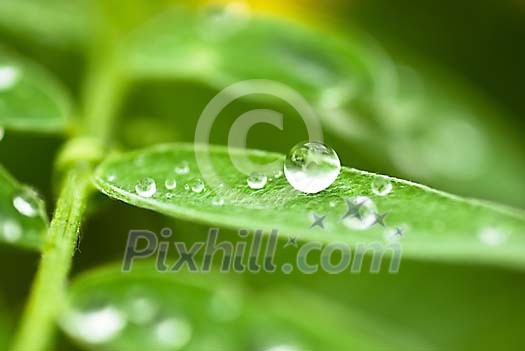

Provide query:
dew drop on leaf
left=153, top=317, right=192, bottom=349
left=211, top=195, right=224, bottom=206
left=135, top=178, right=156, bottom=198
left=191, top=179, right=205, bottom=193
left=284, top=141, right=340, bottom=194
left=265, top=344, right=303, bottom=351
left=2, top=219, right=22, bottom=242
left=371, top=178, right=393, bottom=196
left=175, top=161, right=190, bottom=175
left=164, top=178, right=177, bottom=190
left=13, top=190, right=40, bottom=217
left=0, top=65, right=20, bottom=91
left=341, top=196, right=377, bottom=230
left=125, top=295, right=159, bottom=325
left=247, top=172, right=267, bottom=190
left=478, top=227, right=508, bottom=247
left=61, top=305, right=127, bottom=345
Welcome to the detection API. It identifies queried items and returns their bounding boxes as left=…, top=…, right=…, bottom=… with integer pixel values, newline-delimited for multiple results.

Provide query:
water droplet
left=126, top=295, right=158, bottom=325
left=184, top=184, right=190, bottom=191
left=371, top=178, right=392, bottom=196
left=478, top=227, right=508, bottom=247
left=191, top=179, right=205, bottom=193
left=329, top=201, right=337, bottom=207
left=284, top=141, right=341, bottom=194
left=266, top=345, right=303, bottom=351
left=135, top=178, right=156, bottom=198
left=175, top=161, right=190, bottom=175
left=13, top=191, right=40, bottom=217
left=107, top=174, right=116, bottom=182
left=2, top=219, right=22, bottom=242
left=165, top=193, right=174, bottom=200
left=62, top=305, right=126, bottom=345
left=211, top=195, right=224, bottom=206
left=0, top=65, right=20, bottom=91
left=154, top=317, right=192, bottom=349
left=384, top=225, right=407, bottom=241
left=0, top=127, right=4, bottom=142
left=341, top=196, right=377, bottom=230
left=247, top=172, right=267, bottom=190
left=164, top=179, right=177, bottom=190
left=273, top=169, right=283, bottom=178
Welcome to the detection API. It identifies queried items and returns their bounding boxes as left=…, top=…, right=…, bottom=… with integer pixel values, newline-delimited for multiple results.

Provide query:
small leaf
left=123, top=8, right=386, bottom=94
left=0, top=47, right=72, bottom=133
left=61, top=262, right=431, bottom=350
left=0, top=0, right=90, bottom=47
left=0, top=165, right=47, bottom=249
left=93, top=143, right=525, bottom=269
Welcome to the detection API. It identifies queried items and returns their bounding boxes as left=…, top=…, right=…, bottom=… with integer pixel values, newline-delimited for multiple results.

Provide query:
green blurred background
left=0, top=0, right=524, bottom=350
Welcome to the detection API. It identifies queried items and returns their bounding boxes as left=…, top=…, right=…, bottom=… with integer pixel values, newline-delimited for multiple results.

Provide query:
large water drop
left=284, top=141, right=340, bottom=193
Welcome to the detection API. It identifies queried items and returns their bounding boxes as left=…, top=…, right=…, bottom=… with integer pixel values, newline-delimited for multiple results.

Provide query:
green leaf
left=0, top=165, right=47, bottom=249
left=120, top=6, right=525, bottom=207
left=93, top=143, right=525, bottom=269
left=0, top=47, right=72, bottom=133
left=0, top=0, right=90, bottom=47
left=60, top=262, right=431, bottom=351
left=123, top=8, right=390, bottom=93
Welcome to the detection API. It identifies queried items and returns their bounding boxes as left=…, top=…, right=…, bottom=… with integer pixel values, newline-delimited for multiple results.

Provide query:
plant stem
left=11, top=38, right=124, bottom=351
left=11, top=164, right=93, bottom=351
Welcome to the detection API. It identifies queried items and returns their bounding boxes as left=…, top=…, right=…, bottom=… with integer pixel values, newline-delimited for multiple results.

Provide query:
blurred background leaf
left=0, top=47, right=73, bottom=133
left=0, top=165, right=47, bottom=250
left=61, top=262, right=433, bottom=350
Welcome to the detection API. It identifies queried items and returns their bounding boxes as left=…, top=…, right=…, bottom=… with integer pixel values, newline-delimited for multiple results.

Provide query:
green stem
left=81, top=53, right=125, bottom=143
left=11, top=164, right=93, bottom=351
left=11, top=33, right=124, bottom=351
